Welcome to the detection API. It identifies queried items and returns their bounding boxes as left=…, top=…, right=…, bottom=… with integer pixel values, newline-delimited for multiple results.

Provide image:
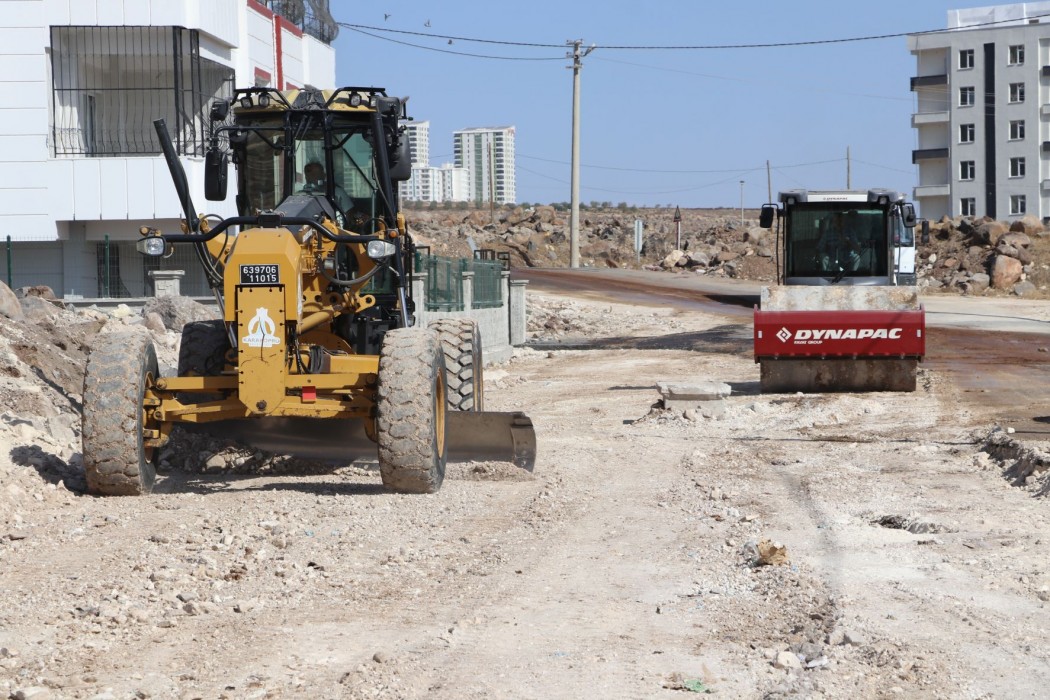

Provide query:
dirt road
left=3, top=290, right=1050, bottom=699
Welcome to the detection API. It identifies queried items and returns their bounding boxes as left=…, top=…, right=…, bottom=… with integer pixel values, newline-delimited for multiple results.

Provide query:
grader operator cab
left=753, top=189, right=925, bottom=393
left=80, top=86, right=536, bottom=496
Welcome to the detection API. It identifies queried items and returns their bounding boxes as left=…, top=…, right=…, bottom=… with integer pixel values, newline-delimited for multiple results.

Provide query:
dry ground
left=3, top=292, right=1050, bottom=699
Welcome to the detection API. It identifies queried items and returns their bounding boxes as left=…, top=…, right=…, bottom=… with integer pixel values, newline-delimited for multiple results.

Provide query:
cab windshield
left=238, top=119, right=384, bottom=233
left=785, top=205, right=888, bottom=279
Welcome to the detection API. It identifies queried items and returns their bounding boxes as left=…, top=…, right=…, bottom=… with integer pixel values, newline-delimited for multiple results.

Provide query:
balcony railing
left=911, top=74, right=948, bottom=90
left=259, top=0, right=339, bottom=44
left=914, top=184, right=951, bottom=198
left=912, top=111, right=950, bottom=126
left=912, top=148, right=949, bottom=163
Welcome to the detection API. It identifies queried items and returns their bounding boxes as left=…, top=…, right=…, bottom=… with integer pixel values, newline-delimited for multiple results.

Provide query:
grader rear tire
left=377, top=328, right=448, bottom=494
left=177, top=320, right=229, bottom=403
left=428, top=318, right=484, bottom=412
left=82, top=331, right=160, bottom=496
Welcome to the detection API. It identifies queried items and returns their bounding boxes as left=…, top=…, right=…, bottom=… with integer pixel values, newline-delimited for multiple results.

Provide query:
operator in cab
left=817, top=212, right=861, bottom=273
left=301, top=161, right=353, bottom=215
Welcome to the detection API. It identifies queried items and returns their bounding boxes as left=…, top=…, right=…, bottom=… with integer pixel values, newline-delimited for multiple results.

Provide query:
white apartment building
left=1, top=0, right=337, bottom=299
left=909, top=2, right=1050, bottom=222
left=404, top=162, right=468, bottom=203
left=399, top=120, right=430, bottom=201
left=453, top=126, right=516, bottom=205
left=399, top=120, right=472, bottom=204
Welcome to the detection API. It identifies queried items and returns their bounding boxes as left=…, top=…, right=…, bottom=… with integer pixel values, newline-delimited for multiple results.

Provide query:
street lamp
left=739, top=180, right=745, bottom=227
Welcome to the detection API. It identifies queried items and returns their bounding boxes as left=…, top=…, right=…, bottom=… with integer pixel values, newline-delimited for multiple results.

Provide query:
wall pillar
left=509, top=277, right=528, bottom=346
left=460, top=270, right=474, bottom=310
left=149, top=269, right=185, bottom=297
left=411, top=270, right=428, bottom=327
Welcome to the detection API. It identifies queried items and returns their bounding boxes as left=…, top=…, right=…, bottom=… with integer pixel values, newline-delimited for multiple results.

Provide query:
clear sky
left=331, top=1, right=1014, bottom=210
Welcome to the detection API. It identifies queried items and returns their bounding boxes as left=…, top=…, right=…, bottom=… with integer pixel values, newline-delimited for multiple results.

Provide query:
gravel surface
left=2, top=290, right=1050, bottom=698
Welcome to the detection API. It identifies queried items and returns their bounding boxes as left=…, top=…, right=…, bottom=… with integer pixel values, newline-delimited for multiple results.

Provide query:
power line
left=341, top=13, right=1050, bottom=53
left=343, top=26, right=563, bottom=60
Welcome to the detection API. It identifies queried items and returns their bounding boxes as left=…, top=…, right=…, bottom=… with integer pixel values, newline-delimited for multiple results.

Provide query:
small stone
left=827, top=628, right=846, bottom=646
left=372, top=651, right=389, bottom=664
left=843, top=630, right=867, bottom=646
left=12, top=688, right=52, bottom=700
left=774, top=651, right=803, bottom=670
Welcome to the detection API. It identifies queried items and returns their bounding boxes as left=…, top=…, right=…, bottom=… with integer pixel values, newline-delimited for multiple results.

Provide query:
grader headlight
left=366, top=240, right=397, bottom=261
left=136, top=235, right=170, bottom=257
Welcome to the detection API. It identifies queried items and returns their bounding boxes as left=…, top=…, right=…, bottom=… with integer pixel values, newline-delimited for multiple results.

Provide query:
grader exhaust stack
left=753, top=189, right=925, bottom=393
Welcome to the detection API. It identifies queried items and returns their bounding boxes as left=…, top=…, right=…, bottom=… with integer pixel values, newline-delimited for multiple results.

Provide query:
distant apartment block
left=398, top=121, right=513, bottom=204
left=0, top=0, right=337, bottom=298
left=909, top=2, right=1050, bottom=222
left=403, top=163, right=468, bottom=203
left=453, top=126, right=516, bottom=205
left=403, top=121, right=431, bottom=168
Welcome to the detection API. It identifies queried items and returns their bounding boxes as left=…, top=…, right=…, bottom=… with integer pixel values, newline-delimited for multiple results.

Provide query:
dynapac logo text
left=779, top=327, right=903, bottom=344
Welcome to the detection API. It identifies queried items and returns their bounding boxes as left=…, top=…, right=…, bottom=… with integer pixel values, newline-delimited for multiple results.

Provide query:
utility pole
left=846, top=146, right=851, bottom=189
left=673, top=206, right=682, bottom=250
left=567, top=39, right=594, bottom=268
left=766, top=160, right=772, bottom=203
left=739, top=180, right=745, bottom=227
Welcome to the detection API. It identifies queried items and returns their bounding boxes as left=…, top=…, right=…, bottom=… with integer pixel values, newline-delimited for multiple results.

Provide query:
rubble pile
left=405, top=203, right=776, bottom=280
left=407, top=204, right=1050, bottom=298
left=917, top=214, right=1050, bottom=297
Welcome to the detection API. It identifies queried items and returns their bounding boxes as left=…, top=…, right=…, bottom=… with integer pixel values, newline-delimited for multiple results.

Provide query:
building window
left=1009, top=44, right=1025, bottom=66
left=1011, top=194, right=1027, bottom=215
left=1009, top=82, right=1025, bottom=103
left=960, top=160, right=976, bottom=180
left=959, top=123, right=975, bottom=143
left=959, top=86, right=975, bottom=106
left=961, top=198, right=976, bottom=216
left=959, top=48, right=975, bottom=69
left=1009, top=120, right=1025, bottom=140
left=50, top=26, right=234, bottom=157
left=1010, top=157, right=1026, bottom=178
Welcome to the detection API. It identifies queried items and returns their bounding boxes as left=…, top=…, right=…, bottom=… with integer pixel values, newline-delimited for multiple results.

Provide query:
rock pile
left=919, top=215, right=1048, bottom=296
left=405, top=203, right=774, bottom=277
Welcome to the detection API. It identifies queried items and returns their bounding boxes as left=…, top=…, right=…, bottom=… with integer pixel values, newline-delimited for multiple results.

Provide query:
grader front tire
left=429, top=318, right=484, bottom=412
left=82, top=331, right=160, bottom=496
left=377, top=328, right=448, bottom=494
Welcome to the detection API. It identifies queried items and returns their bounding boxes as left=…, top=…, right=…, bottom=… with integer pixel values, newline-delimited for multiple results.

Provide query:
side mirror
left=921, top=219, right=930, bottom=246
left=204, top=148, right=228, bottom=201
left=759, top=204, right=777, bottom=229
left=388, top=136, right=412, bottom=182
left=902, top=203, right=917, bottom=228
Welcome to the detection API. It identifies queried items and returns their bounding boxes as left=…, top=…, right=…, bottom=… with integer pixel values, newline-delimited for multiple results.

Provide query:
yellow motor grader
left=81, top=86, right=535, bottom=496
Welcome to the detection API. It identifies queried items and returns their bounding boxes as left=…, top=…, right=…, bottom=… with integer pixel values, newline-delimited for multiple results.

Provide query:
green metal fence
left=413, top=251, right=504, bottom=312
left=470, top=258, right=503, bottom=309
left=416, top=253, right=464, bottom=311
left=0, top=235, right=213, bottom=299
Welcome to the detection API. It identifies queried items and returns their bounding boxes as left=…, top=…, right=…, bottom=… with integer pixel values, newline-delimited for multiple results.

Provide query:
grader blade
left=183, top=412, right=536, bottom=471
